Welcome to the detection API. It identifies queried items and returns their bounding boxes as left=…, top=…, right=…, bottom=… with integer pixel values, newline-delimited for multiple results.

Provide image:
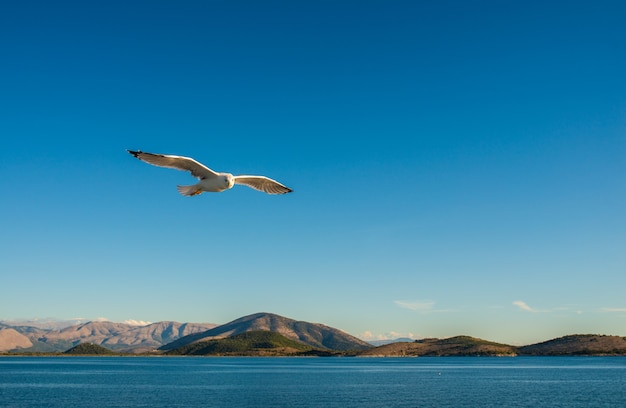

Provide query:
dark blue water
left=1, top=356, right=625, bottom=407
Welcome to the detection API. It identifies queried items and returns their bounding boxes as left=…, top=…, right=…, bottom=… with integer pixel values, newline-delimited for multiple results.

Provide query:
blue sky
left=1, top=0, right=624, bottom=345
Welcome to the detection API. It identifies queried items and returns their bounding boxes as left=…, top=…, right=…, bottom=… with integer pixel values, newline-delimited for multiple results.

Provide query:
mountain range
left=0, top=320, right=216, bottom=353
left=2, top=313, right=626, bottom=356
left=0, top=312, right=370, bottom=353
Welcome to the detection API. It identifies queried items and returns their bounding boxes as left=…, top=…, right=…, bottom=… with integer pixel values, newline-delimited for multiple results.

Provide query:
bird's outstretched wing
left=127, top=150, right=218, bottom=179
left=233, top=175, right=293, bottom=194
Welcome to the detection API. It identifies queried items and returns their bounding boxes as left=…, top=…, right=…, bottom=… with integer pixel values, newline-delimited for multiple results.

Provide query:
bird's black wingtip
left=127, top=149, right=142, bottom=158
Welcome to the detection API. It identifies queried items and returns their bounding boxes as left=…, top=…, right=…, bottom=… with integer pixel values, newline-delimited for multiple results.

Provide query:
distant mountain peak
left=160, top=312, right=371, bottom=352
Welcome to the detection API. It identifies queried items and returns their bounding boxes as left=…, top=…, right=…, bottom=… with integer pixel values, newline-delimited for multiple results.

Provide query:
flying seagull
left=127, top=150, right=293, bottom=195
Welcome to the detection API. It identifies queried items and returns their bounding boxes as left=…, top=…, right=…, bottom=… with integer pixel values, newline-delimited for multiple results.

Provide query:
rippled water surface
left=1, top=356, right=625, bottom=407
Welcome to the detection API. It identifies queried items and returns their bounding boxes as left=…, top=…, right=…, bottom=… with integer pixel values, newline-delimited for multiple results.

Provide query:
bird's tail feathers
left=176, top=185, right=202, bottom=196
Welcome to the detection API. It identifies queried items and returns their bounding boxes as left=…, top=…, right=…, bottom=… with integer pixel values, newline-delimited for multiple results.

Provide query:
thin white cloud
left=601, top=308, right=626, bottom=313
left=360, top=330, right=419, bottom=341
left=361, top=330, right=375, bottom=340
left=513, top=300, right=537, bottom=312
left=394, top=300, right=435, bottom=311
left=513, top=302, right=587, bottom=314
left=123, top=319, right=151, bottom=326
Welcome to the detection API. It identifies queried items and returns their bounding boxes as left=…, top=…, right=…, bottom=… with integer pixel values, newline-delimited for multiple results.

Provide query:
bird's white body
left=128, top=150, right=292, bottom=195
left=177, top=173, right=234, bottom=195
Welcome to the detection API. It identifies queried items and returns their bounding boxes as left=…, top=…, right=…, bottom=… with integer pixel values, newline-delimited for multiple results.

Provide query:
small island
left=64, top=343, right=116, bottom=355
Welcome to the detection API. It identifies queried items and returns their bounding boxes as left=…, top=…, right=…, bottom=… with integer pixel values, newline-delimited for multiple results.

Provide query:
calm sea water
left=1, top=356, right=625, bottom=407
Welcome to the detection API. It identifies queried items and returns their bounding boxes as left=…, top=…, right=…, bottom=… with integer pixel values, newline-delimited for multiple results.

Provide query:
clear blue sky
left=1, top=0, right=624, bottom=345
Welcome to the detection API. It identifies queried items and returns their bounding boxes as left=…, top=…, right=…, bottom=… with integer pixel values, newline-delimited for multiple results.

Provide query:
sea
left=1, top=356, right=625, bottom=407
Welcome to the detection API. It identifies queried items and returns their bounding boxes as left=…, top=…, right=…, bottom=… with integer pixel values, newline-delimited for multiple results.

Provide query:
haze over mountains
left=0, top=320, right=216, bottom=353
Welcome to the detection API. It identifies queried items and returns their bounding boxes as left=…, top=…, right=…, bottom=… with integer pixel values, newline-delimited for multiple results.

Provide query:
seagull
left=127, top=150, right=293, bottom=195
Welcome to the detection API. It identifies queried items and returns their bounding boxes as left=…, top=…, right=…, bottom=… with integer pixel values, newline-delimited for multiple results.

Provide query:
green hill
left=166, top=330, right=314, bottom=356
left=64, top=343, right=115, bottom=355
left=359, top=335, right=517, bottom=357
left=518, top=335, right=626, bottom=356
left=160, top=312, right=371, bottom=352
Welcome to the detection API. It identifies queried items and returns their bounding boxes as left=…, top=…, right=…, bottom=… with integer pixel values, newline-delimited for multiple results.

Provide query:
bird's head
left=224, top=174, right=235, bottom=189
